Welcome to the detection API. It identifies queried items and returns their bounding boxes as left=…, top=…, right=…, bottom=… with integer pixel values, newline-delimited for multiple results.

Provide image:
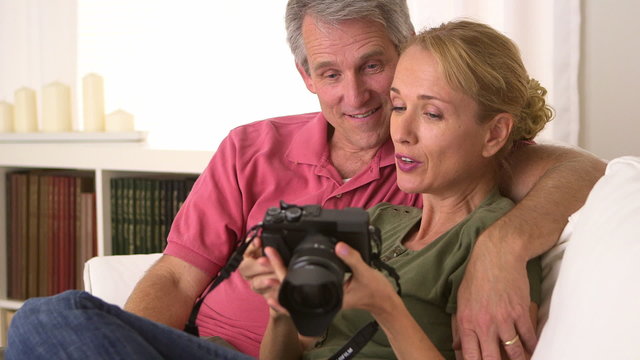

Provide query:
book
left=37, top=175, right=53, bottom=296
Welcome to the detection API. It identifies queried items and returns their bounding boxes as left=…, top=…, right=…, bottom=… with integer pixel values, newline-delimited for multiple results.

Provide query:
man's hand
left=456, top=232, right=535, bottom=360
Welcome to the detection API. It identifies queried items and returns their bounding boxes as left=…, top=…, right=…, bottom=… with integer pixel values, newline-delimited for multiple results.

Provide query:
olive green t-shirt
left=304, top=190, right=542, bottom=360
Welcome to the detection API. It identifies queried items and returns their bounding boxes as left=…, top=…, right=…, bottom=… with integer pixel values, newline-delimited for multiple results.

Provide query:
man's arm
left=456, top=144, right=606, bottom=360
left=124, top=254, right=211, bottom=329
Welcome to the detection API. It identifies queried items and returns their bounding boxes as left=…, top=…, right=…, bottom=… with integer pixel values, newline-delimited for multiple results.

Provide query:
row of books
left=110, top=177, right=196, bottom=255
left=7, top=171, right=96, bottom=300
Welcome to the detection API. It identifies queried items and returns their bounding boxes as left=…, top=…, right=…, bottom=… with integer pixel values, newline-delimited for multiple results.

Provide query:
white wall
left=580, top=0, right=640, bottom=160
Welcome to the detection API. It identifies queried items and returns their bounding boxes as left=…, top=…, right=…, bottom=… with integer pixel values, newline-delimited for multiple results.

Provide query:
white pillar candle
left=105, top=109, right=135, bottom=132
left=42, top=82, right=72, bottom=132
left=83, top=73, right=105, bottom=132
left=14, top=87, right=38, bottom=132
left=0, top=101, right=14, bottom=132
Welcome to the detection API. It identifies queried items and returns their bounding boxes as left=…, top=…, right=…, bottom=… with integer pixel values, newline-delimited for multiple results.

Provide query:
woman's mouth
left=395, top=154, right=422, bottom=172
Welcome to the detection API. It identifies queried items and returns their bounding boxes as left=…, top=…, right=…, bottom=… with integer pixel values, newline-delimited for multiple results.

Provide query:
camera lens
left=278, top=234, right=348, bottom=336
left=292, top=280, right=340, bottom=309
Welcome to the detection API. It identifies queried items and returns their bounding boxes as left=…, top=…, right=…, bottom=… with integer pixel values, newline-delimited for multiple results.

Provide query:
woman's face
left=390, top=45, right=492, bottom=196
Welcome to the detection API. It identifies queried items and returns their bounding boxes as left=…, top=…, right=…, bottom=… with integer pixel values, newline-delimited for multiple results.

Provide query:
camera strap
left=328, top=320, right=380, bottom=360
left=184, top=225, right=262, bottom=336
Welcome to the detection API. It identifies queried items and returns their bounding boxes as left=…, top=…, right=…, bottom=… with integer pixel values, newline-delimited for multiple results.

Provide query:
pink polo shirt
left=164, top=112, right=420, bottom=357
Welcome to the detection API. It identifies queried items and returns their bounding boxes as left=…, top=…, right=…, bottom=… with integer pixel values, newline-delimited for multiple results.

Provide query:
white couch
left=83, top=156, right=640, bottom=359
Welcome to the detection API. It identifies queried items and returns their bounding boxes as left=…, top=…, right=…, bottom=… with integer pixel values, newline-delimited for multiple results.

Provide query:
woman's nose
left=391, top=112, right=413, bottom=144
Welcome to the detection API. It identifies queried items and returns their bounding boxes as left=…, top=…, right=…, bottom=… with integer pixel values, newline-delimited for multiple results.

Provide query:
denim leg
left=6, top=290, right=255, bottom=360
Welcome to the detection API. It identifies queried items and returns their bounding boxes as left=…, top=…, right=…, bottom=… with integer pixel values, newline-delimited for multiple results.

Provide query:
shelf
left=0, top=143, right=215, bottom=314
left=0, top=131, right=147, bottom=143
left=0, top=299, right=23, bottom=311
left=0, top=143, right=213, bottom=174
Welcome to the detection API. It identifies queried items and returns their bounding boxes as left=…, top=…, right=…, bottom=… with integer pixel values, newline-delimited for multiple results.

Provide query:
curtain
left=0, top=0, right=580, bottom=147
left=0, top=0, right=77, bottom=129
left=407, top=0, right=581, bottom=145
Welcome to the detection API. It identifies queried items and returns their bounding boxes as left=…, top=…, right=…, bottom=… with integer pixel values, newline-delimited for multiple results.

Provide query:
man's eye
left=365, top=63, right=382, bottom=72
left=324, top=72, right=340, bottom=79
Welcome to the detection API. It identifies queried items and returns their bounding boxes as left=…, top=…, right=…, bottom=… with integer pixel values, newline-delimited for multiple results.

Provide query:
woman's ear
left=482, top=113, right=513, bottom=158
left=296, top=63, right=317, bottom=94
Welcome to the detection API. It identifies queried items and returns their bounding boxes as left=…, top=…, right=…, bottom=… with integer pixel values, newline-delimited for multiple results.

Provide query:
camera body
left=261, top=201, right=375, bottom=336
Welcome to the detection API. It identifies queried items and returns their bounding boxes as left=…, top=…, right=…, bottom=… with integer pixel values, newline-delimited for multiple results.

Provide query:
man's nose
left=342, top=74, right=369, bottom=107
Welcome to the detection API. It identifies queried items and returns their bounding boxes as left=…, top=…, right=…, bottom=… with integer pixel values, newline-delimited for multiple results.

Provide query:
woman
left=241, top=20, right=552, bottom=360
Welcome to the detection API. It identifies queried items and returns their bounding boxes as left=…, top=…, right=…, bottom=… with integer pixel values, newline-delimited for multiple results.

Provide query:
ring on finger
left=502, top=334, right=520, bottom=346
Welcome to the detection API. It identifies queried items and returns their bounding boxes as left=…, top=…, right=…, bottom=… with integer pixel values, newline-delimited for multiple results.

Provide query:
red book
left=38, top=175, right=53, bottom=297
left=26, top=172, right=40, bottom=298
left=49, top=176, right=61, bottom=295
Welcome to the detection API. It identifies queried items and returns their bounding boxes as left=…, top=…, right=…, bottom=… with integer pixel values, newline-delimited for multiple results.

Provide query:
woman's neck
left=404, top=176, right=497, bottom=251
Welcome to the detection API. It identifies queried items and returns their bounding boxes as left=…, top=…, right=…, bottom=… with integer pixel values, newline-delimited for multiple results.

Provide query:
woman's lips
left=395, top=154, right=422, bottom=172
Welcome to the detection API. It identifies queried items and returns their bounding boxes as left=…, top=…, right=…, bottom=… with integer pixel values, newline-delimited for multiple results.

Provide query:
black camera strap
left=328, top=320, right=380, bottom=360
left=184, top=225, right=262, bottom=336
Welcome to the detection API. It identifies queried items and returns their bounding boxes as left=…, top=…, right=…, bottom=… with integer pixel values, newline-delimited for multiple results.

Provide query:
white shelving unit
left=0, top=142, right=213, bottom=343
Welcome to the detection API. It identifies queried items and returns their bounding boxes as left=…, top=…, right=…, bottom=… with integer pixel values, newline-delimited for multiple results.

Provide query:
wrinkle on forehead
left=302, top=16, right=395, bottom=71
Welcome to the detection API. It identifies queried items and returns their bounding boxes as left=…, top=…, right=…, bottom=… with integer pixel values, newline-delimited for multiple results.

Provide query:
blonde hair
left=406, top=20, right=553, bottom=153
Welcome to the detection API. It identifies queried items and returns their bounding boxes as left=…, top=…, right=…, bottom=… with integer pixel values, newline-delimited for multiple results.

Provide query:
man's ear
left=296, top=62, right=317, bottom=94
left=482, top=113, right=513, bottom=158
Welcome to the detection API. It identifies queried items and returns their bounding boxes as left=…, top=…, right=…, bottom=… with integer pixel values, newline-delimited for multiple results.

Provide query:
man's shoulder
left=229, top=112, right=322, bottom=136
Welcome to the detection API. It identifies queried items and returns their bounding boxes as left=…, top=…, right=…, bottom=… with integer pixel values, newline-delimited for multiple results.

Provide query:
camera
left=261, top=201, right=376, bottom=337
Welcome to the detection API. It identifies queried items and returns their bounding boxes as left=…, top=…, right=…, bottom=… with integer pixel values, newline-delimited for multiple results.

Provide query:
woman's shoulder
left=367, top=203, right=422, bottom=227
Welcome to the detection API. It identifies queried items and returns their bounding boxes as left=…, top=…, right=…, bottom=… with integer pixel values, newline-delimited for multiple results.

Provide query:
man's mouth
left=348, top=107, right=380, bottom=119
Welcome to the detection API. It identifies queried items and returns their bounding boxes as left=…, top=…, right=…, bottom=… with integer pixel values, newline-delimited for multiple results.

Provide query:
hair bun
left=516, top=78, right=554, bottom=141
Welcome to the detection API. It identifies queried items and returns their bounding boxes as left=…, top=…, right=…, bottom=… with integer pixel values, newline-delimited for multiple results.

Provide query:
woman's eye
left=392, top=106, right=406, bottom=112
left=425, top=112, right=442, bottom=119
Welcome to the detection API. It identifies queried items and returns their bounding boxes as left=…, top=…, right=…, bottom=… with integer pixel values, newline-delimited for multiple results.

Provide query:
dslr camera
left=261, top=201, right=377, bottom=337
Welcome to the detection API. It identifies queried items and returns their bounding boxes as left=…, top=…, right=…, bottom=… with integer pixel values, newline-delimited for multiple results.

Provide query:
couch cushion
left=533, top=156, right=640, bottom=359
left=83, top=253, right=162, bottom=308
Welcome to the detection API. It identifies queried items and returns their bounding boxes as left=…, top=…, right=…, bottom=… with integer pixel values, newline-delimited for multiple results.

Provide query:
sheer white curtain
left=407, top=0, right=581, bottom=145
left=0, top=0, right=580, bottom=149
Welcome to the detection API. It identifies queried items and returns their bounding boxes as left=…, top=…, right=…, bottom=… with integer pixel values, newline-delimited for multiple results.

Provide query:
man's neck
left=330, top=145, right=380, bottom=179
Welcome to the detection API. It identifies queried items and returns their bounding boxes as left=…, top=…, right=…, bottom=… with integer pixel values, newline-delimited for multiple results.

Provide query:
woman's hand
left=335, top=242, right=398, bottom=315
left=238, top=238, right=289, bottom=314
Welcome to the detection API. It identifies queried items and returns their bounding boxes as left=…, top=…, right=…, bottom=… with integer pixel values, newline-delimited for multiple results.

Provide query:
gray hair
left=285, top=0, right=415, bottom=74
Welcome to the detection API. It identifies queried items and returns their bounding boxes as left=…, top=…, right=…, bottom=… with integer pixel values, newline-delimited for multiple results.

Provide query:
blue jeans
left=6, top=290, right=255, bottom=360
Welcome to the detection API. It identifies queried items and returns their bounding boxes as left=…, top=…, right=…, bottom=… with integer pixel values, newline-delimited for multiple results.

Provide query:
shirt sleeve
left=163, top=133, right=247, bottom=277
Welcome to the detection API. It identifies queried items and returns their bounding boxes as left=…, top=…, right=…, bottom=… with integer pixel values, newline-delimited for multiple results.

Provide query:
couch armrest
left=83, top=253, right=162, bottom=308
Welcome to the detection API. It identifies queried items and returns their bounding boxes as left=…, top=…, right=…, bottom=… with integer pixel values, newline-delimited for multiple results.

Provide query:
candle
left=42, top=82, right=72, bottom=132
left=105, top=109, right=135, bottom=132
left=0, top=101, right=14, bottom=132
left=14, top=87, right=38, bottom=132
left=83, top=73, right=105, bottom=132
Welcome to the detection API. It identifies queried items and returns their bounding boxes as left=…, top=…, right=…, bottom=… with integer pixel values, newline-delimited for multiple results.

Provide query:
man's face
left=298, top=16, right=399, bottom=151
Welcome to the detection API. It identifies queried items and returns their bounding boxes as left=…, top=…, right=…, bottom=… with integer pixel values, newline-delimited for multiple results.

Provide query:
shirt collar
left=286, top=112, right=331, bottom=166
left=286, top=112, right=396, bottom=169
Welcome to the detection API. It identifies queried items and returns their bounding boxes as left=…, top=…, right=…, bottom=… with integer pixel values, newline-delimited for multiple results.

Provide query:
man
left=7, top=1, right=604, bottom=359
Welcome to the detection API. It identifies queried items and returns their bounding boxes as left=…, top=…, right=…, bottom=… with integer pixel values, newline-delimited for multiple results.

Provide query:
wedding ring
left=503, top=334, right=520, bottom=346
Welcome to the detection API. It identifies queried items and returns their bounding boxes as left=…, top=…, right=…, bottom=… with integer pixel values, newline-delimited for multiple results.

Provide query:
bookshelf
left=0, top=142, right=213, bottom=344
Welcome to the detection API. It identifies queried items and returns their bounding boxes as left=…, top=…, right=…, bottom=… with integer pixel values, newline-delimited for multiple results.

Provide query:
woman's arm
left=238, top=241, right=313, bottom=360
left=336, top=243, right=444, bottom=360
left=260, top=309, right=306, bottom=360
